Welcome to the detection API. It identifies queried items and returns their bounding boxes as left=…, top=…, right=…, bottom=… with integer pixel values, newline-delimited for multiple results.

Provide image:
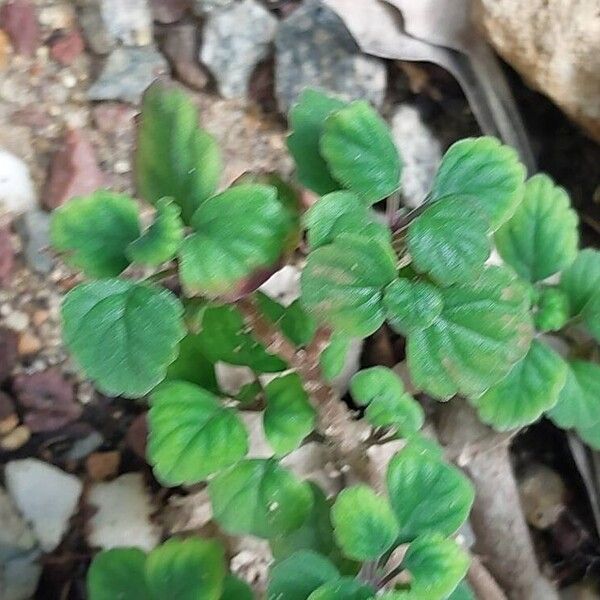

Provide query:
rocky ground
left=0, top=0, right=598, bottom=598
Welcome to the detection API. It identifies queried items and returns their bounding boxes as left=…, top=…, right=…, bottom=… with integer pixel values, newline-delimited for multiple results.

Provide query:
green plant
left=52, top=83, right=597, bottom=599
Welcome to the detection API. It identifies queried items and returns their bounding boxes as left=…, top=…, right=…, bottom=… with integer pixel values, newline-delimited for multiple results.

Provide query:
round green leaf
left=209, top=459, right=313, bottom=538
left=301, top=233, right=398, bottom=337
left=127, top=197, right=184, bottom=266
left=319, top=333, right=352, bottom=382
left=560, top=249, right=600, bottom=315
left=407, top=266, right=533, bottom=399
left=264, top=373, right=316, bottom=456
left=383, top=279, right=443, bottom=335
left=256, top=293, right=317, bottom=347
left=407, top=194, right=491, bottom=286
left=386, top=445, right=474, bottom=542
left=268, top=550, right=340, bottom=600
left=62, top=280, right=185, bottom=398
left=308, top=578, right=374, bottom=600
left=51, top=191, right=141, bottom=278
left=287, top=89, right=347, bottom=195
left=87, top=548, right=149, bottom=600
left=576, top=423, right=600, bottom=450
left=304, top=191, right=389, bottom=250
left=534, top=287, right=570, bottom=332
left=222, top=575, right=254, bottom=600
left=495, top=174, right=578, bottom=282
left=321, top=101, right=402, bottom=205
left=165, top=333, right=219, bottom=393
left=471, top=340, right=568, bottom=430
left=179, top=184, right=290, bottom=297
left=331, top=485, right=399, bottom=561
left=431, top=136, right=526, bottom=229
left=403, top=534, right=469, bottom=600
left=350, top=367, right=424, bottom=435
left=145, top=538, right=225, bottom=600
left=148, top=381, right=248, bottom=485
left=136, top=82, right=221, bottom=223
left=196, top=305, right=286, bottom=373
left=547, top=361, right=600, bottom=431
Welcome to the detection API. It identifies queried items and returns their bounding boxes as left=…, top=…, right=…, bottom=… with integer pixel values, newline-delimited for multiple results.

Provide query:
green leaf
left=209, top=459, right=313, bottom=538
left=321, top=101, right=402, bottom=205
left=304, top=191, right=389, bottom=250
left=447, top=581, right=475, bottom=600
left=268, top=550, right=339, bottom=600
left=264, top=373, right=316, bottom=456
left=350, top=367, right=424, bottom=435
left=407, top=194, right=491, bottom=286
left=407, top=266, right=533, bottom=399
left=576, top=423, right=600, bottom=450
left=331, top=485, right=399, bottom=561
left=145, top=538, right=225, bottom=600
left=256, top=293, right=316, bottom=347
left=534, top=287, right=570, bottom=332
left=179, top=185, right=290, bottom=296
left=472, top=340, right=568, bottom=430
left=308, top=578, right=374, bottom=600
left=270, top=484, right=337, bottom=563
left=127, top=197, right=184, bottom=266
left=287, top=89, right=347, bottom=195
left=165, top=333, right=219, bottom=393
left=547, top=361, right=600, bottom=431
left=62, top=280, right=185, bottom=397
left=495, top=174, right=578, bottom=282
left=51, top=191, right=140, bottom=278
left=301, top=233, right=397, bottom=337
left=430, top=137, right=525, bottom=229
left=560, top=249, right=600, bottom=314
left=320, top=333, right=352, bottom=382
left=136, top=82, right=221, bottom=223
left=221, top=575, right=254, bottom=600
left=403, top=534, right=469, bottom=600
left=87, top=548, right=150, bottom=600
left=386, top=444, right=474, bottom=541
left=196, top=305, right=286, bottom=372
left=148, top=381, right=248, bottom=485
left=383, top=279, right=443, bottom=335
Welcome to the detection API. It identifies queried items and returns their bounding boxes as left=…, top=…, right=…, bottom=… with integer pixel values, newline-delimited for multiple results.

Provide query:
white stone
left=0, top=150, right=37, bottom=215
left=259, top=265, right=301, bottom=307
left=282, top=441, right=341, bottom=495
left=5, top=460, right=82, bottom=552
left=240, top=411, right=273, bottom=459
left=87, top=473, right=160, bottom=551
left=391, top=104, right=441, bottom=208
left=215, top=362, right=255, bottom=396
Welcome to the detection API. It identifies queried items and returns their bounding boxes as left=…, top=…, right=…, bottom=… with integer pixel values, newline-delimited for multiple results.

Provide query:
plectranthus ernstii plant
left=51, top=82, right=600, bottom=599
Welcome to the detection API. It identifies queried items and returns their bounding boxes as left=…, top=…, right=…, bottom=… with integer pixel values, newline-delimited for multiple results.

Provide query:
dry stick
left=238, top=297, right=507, bottom=598
left=437, top=400, right=559, bottom=600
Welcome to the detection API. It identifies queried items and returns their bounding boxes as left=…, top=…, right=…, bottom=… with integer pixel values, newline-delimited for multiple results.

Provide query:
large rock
left=0, top=0, right=40, bottom=57
left=475, top=0, right=600, bottom=142
left=87, top=46, right=169, bottom=104
left=275, top=0, right=387, bottom=113
left=200, top=0, right=277, bottom=99
left=78, top=0, right=153, bottom=54
left=4, top=459, right=83, bottom=552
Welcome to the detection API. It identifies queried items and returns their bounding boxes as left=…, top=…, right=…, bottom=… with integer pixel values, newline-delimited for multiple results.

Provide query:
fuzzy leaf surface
left=87, top=548, right=149, bottom=600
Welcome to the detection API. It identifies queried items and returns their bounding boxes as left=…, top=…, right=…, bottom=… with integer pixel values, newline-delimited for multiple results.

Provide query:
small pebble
left=4, top=310, right=29, bottom=332
left=113, top=159, right=130, bottom=174
left=32, top=309, right=49, bottom=327
left=1, top=425, right=31, bottom=450
left=86, top=451, right=121, bottom=481
left=18, top=331, right=41, bottom=356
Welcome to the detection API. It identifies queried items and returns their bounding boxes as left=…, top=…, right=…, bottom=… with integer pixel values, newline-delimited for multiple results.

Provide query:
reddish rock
left=0, top=328, right=18, bottom=383
left=49, top=29, right=84, bottom=66
left=126, top=413, right=148, bottom=460
left=0, top=0, right=40, bottom=57
left=43, top=128, right=105, bottom=210
left=91, top=103, right=138, bottom=135
left=86, top=451, right=121, bottom=481
left=0, top=390, right=18, bottom=435
left=151, top=0, right=190, bottom=23
left=161, top=23, right=208, bottom=91
left=0, top=29, right=12, bottom=68
left=0, top=227, right=14, bottom=285
left=13, top=369, right=82, bottom=433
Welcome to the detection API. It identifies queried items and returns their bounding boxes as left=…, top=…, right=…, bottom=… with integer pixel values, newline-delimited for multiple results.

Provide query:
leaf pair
left=88, top=538, right=252, bottom=600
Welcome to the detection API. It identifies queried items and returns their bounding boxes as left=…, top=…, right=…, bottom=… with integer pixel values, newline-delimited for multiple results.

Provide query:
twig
left=468, top=554, right=508, bottom=600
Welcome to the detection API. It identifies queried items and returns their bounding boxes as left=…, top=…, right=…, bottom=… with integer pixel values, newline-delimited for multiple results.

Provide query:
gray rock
left=88, top=47, right=169, bottom=105
left=0, top=150, right=37, bottom=215
left=391, top=104, right=441, bottom=208
left=200, top=0, right=277, bottom=99
left=16, top=210, right=53, bottom=275
left=5, top=460, right=83, bottom=553
left=78, top=0, right=153, bottom=55
left=275, top=0, right=387, bottom=113
left=1, top=549, right=42, bottom=600
left=0, top=489, right=37, bottom=563
left=193, top=0, right=237, bottom=16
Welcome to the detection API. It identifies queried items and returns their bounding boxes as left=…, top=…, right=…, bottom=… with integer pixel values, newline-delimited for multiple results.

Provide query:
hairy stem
left=437, top=400, right=559, bottom=600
